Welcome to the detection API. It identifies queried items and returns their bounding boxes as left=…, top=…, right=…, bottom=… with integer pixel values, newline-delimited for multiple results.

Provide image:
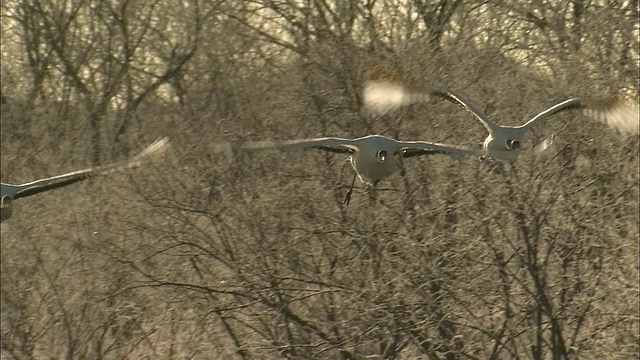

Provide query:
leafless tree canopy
left=1, top=0, right=638, bottom=359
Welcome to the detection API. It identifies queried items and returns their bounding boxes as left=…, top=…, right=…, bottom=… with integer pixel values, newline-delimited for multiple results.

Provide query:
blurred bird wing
left=9, top=168, right=100, bottom=200
left=532, top=134, right=555, bottom=155
left=363, top=80, right=499, bottom=134
left=429, top=88, right=500, bottom=134
left=519, top=98, right=585, bottom=130
left=363, top=80, right=430, bottom=113
left=520, top=96, right=639, bottom=134
left=583, top=95, right=639, bottom=134
left=234, top=137, right=357, bottom=154
left=397, top=140, right=483, bottom=160
left=7, top=137, right=169, bottom=200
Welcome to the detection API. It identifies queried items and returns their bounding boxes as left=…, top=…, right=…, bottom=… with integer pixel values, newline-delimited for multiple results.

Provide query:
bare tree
left=1, top=0, right=637, bottom=358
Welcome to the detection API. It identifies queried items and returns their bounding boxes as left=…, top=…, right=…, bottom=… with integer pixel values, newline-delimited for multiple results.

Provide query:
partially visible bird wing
left=9, top=137, right=169, bottom=200
left=583, top=95, right=639, bottom=134
left=532, top=134, right=555, bottom=155
left=0, top=184, right=20, bottom=199
left=362, top=80, right=428, bottom=113
left=234, top=137, right=357, bottom=154
left=428, top=88, right=500, bottom=134
left=520, top=95, right=639, bottom=134
left=397, top=140, right=483, bottom=160
left=363, top=80, right=499, bottom=133
left=11, top=170, right=97, bottom=200
left=519, top=98, right=585, bottom=130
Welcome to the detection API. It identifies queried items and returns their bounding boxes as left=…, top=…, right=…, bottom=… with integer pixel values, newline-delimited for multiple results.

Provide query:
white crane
left=1, top=137, right=169, bottom=222
left=216, top=134, right=482, bottom=205
left=364, top=80, right=639, bottom=162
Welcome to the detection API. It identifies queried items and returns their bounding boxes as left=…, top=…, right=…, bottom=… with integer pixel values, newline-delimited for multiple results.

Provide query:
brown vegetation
left=1, top=0, right=638, bottom=359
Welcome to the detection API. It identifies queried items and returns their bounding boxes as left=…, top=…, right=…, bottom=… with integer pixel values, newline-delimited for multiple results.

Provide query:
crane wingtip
left=585, top=94, right=639, bottom=135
